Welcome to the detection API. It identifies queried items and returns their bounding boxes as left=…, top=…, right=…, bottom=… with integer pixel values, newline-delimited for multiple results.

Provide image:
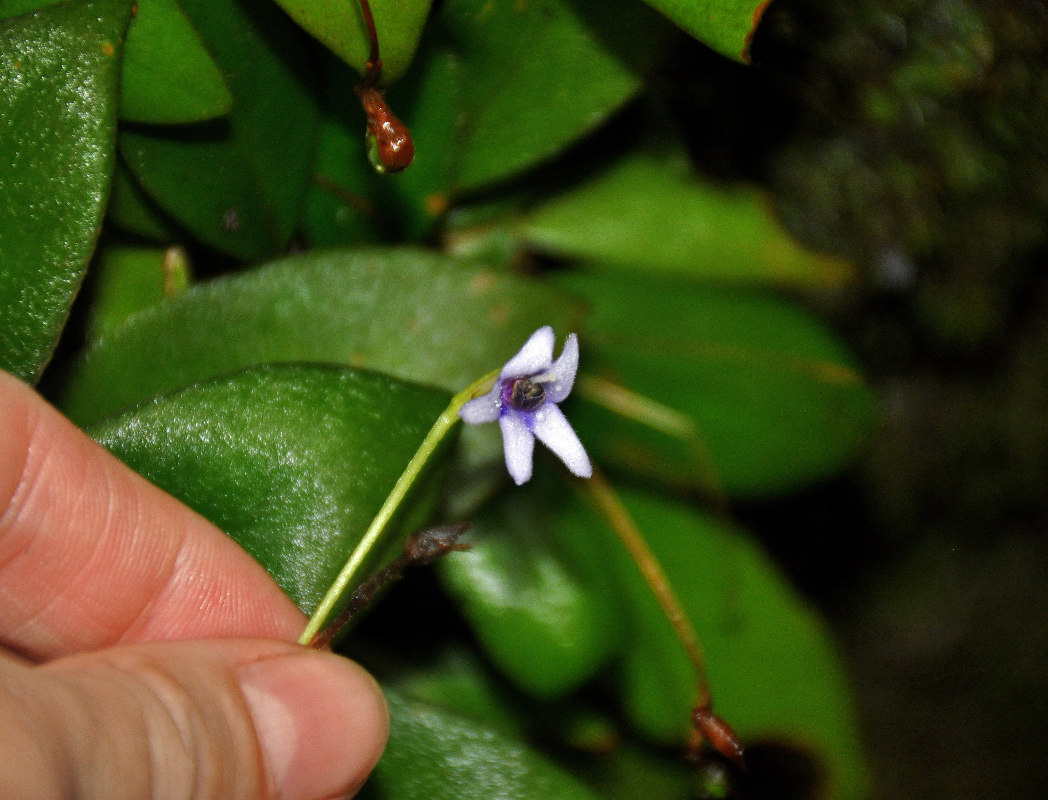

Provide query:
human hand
left=0, top=371, right=388, bottom=800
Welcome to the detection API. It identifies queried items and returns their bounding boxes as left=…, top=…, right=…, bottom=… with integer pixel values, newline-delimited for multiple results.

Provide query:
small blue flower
left=460, top=326, right=593, bottom=485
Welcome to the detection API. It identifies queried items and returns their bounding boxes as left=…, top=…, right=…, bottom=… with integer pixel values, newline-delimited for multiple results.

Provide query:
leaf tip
left=740, top=0, right=774, bottom=63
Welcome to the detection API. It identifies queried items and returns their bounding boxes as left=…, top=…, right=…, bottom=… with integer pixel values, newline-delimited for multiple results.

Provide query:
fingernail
left=239, top=652, right=389, bottom=800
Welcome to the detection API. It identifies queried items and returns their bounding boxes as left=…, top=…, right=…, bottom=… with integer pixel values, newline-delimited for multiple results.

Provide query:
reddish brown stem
left=585, top=471, right=745, bottom=766
left=309, top=524, right=471, bottom=649
left=353, top=0, right=415, bottom=172
left=357, top=0, right=382, bottom=87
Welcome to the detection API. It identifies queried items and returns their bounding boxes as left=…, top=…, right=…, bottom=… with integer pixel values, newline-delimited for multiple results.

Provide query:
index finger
left=0, top=371, right=305, bottom=661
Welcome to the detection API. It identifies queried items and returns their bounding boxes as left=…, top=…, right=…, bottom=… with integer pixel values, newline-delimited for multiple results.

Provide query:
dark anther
left=510, top=378, right=546, bottom=411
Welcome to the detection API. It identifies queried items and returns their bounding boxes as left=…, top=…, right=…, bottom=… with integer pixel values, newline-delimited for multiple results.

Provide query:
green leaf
left=438, top=479, right=869, bottom=796
left=0, top=0, right=232, bottom=123
left=606, top=489, right=870, bottom=800
left=370, top=44, right=463, bottom=239
left=560, top=271, right=877, bottom=497
left=303, top=42, right=464, bottom=246
left=368, top=690, right=603, bottom=800
left=380, top=648, right=528, bottom=737
left=303, top=0, right=673, bottom=216
left=60, top=248, right=581, bottom=426
left=439, top=476, right=624, bottom=697
left=639, top=0, right=772, bottom=63
left=441, top=0, right=669, bottom=192
left=85, top=245, right=190, bottom=340
left=274, top=0, right=431, bottom=84
left=303, top=80, right=383, bottom=248
left=106, top=159, right=182, bottom=241
left=0, top=0, right=133, bottom=382
left=578, top=744, right=692, bottom=800
left=0, top=0, right=51, bottom=16
left=517, top=150, right=853, bottom=287
left=88, top=364, right=450, bottom=615
left=119, top=0, right=232, bottom=123
left=118, top=0, right=317, bottom=260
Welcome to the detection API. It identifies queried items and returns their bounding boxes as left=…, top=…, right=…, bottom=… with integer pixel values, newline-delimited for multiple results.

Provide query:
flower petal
left=531, top=403, right=593, bottom=479
left=459, top=384, right=502, bottom=424
left=500, top=326, right=555, bottom=379
left=500, top=412, right=536, bottom=485
left=543, top=333, right=579, bottom=404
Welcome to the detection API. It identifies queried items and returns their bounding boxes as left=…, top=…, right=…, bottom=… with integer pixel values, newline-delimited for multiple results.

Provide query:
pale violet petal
left=500, top=412, right=536, bottom=485
left=542, top=333, right=579, bottom=404
left=459, top=384, right=502, bottom=424
left=500, top=326, right=555, bottom=379
left=531, top=403, right=592, bottom=478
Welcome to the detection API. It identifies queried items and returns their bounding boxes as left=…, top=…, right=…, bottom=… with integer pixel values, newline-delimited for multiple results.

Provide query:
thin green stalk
left=584, top=469, right=712, bottom=710
left=298, top=368, right=499, bottom=646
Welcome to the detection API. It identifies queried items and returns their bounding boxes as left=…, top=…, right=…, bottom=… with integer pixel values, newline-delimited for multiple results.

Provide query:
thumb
left=0, top=640, right=388, bottom=800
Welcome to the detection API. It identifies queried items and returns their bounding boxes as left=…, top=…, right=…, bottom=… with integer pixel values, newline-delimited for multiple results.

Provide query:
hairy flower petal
left=543, top=333, right=579, bottom=404
left=500, top=325, right=555, bottom=379
left=459, top=385, right=502, bottom=424
left=499, top=412, right=536, bottom=485
left=459, top=326, right=590, bottom=485
left=531, top=403, right=592, bottom=479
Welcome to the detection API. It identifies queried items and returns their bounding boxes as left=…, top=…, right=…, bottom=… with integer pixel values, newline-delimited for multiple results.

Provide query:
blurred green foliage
left=0, top=0, right=900, bottom=796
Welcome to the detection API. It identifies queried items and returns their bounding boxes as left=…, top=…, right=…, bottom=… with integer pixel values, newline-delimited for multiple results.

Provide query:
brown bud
left=693, top=706, right=745, bottom=767
left=403, top=523, right=472, bottom=565
left=356, top=85, right=415, bottom=173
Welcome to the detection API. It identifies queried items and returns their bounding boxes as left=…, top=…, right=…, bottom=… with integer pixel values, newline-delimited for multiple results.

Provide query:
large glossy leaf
left=439, top=475, right=624, bottom=697
left=275, top=0, right=431, bottom=85
left=560, top=271, right=876, bottom=497
left=640, top=0, right=772, bottom=63
left=517, top=150, right=852, bottom=287
left=441, top=0, right=669, bottom=192
left=367, top=690, right=602, bottom=800
left=0, top=0, right=132, bottom=382
left=0, top=0, right=232, bottom=123
left=88, top=364, right=450, bottom=617
left=61, top=248, right=581, bottom=426
left=118, top=0, right=317, bottom=259
left=607, top=489, right=870, bottom=800
left=119, top=0, right=231, bottom=123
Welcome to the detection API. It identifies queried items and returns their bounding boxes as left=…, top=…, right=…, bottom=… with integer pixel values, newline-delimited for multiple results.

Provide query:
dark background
left=665, top=1, right=1048, bottom=796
